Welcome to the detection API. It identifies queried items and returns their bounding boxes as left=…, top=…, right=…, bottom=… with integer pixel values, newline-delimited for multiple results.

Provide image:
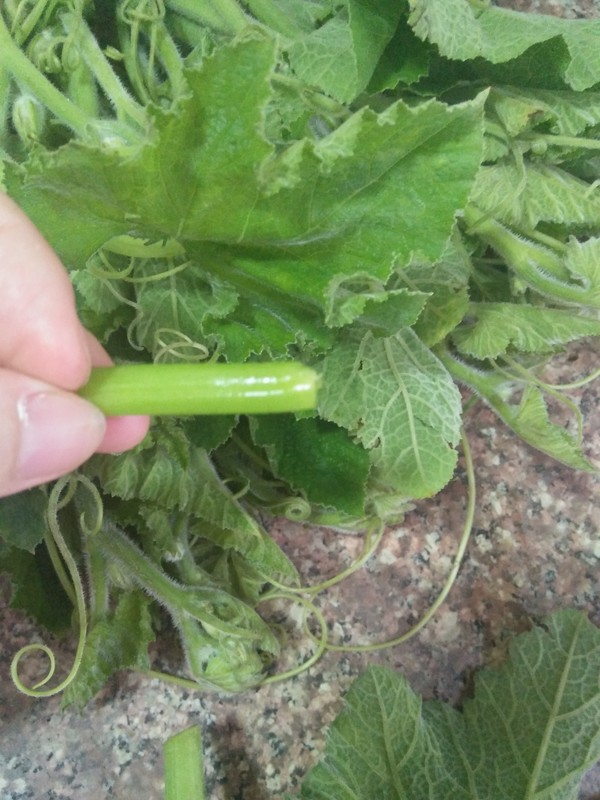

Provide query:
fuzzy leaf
left=298, top=610, right=600, bottom=800
left=439, top=348, right=595, bottom=472
left=62, top=591, right=155, bottom=709
left=509, top=385, right=596, bottom=473
left=86, top=422, right=297, bottom=582
left=287, top=0, right=405, bottom=102
left=191, top=448, right=298, bottom=580
left=133, top=263, right=239, bottom=358
left=6, top=37, right=484, bottom=359
left=409, top=0, right=600, bottom=91
left=564, top=237, right=600, bottom=303
left=489, top=86, right=600, bottom=139
left=369, top=15, right=433, bottom=92
left=327, top=283, right=428, bottom=333
left=320, top=330, right=462, bottom=498
left=471, top=162, right=600, bottom=230
left=453, top=303, right=600, bottom=360
left=394, top=234, right=472, bottom=347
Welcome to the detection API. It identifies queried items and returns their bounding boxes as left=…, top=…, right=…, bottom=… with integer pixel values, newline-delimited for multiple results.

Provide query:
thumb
left=0, top=369, right=107, bottom=498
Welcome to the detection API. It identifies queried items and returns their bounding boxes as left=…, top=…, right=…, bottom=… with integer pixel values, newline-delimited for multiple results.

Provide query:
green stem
left=532, top=133, right=600, bottom=151
left=60, top=11, right=146, bottom=132
left=164, top=726, right=205, bottom=800
left=94, top=523, right=193, bottom=610
left=117, top=14, right=150, bottom=105
left=164, top=0, right=250, bottom=35
left=78, top=362, right=319, bottom=416
left=463, top=204, right=599, bottom=307
left=436, top=344, right=594, bottom=471
left=436, top=343, right=518, bottom=423
left=7, top=0, right=51, bottom=46
left=242, top=0, right=298, bottom=38
left=0, top=12, right=90, bottom=137
left=93, top=523, right=263, bottom=641
left=85, top=536, right=110, bottom=625
left=153, top=20, right=186, bottom=98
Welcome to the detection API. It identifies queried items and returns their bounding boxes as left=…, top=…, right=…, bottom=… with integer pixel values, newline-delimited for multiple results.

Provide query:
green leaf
left=6, top=38, right=484, bottom=358
left=86, top=421, right=297, bottom=582
left=320, top=330, right=462, bottom=499
left=191, top=448, right=298, bottom=581
left=0, top=542, right=72, bottom=633
left=180, top=415, right=237, bottom=452
left=439, top=347, right=595, bottom=472
left=287, top=0, right=405, bottom=103
left=251, top=414, right=370, bottom=515
left=133, top=262, right=239, bottom=358
left=471, top=162, right=600, bottom=230
left=489, top=86, right=600, bottom=139
left=299, top=609, right=600, bottom=800
left=0, top=487, right=48, bottom=552
left=453, top=303, right=600, bottom=360
left=62, top=590, right=154, bottom=709
left=369, top=13, right=433, bottom=92
left=509, top=384, right=596, bottom=473
left=327, top=281, right=428, bottom=333
left=394, top=233, right=472, bottom=347
left=409, top=0, right=600, bottom=91
left=563, top=237, right=600, bottom=304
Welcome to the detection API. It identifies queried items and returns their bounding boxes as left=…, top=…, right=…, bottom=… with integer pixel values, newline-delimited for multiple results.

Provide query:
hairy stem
left=61, top=11, right=146, bottom=132
left=0, top=11, right=90, bottom=137
left=164, top=0, right=250, bottom=35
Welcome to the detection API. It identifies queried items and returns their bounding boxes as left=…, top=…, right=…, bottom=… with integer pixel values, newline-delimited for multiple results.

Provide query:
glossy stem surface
left=79, top=362, right=319, bottom=416
left=164, top=725, right=205, bottom=800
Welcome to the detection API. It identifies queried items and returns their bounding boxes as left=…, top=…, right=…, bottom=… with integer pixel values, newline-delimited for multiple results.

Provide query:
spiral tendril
left=10, top=475, right=100, bottom=697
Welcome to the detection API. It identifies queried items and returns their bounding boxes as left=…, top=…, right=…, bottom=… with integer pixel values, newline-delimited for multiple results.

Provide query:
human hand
left=0, top=191, right=149, bottom=498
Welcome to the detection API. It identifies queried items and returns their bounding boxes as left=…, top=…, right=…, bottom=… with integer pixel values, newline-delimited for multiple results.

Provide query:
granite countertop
left=2, top=3, right=600, bottom=799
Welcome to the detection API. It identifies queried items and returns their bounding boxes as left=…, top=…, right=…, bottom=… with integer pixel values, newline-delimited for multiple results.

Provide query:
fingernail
left=17, top=391, right=106, bottom=484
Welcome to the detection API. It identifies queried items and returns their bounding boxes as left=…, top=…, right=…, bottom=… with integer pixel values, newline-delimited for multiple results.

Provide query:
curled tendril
left=12, top=434, right=476, bottom=694
left=304, top=429, right=476, bottom=654
left=10, top=643, right=56, bottom=693
left=273, top=497, right=313, bottom=522
left=90, top=247, right=192, bottom=285
left=74, top=473, right=105, bottom=537
left=256, top=593, right=329, bottom=686
left=10, top=475, right=96, bottom=697
left=256, top=431, right=475, bottom=672
left=153, top=328, right=210, bottom=363
left=90, top=268, right=140, bottom=310
left=125, top=314, right=147, bottom=351
left=119, top=0, right=166, bottom=26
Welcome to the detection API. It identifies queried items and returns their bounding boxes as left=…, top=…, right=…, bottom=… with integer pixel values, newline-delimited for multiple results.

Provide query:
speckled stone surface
left=2, top=3, right=600, bottom=799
